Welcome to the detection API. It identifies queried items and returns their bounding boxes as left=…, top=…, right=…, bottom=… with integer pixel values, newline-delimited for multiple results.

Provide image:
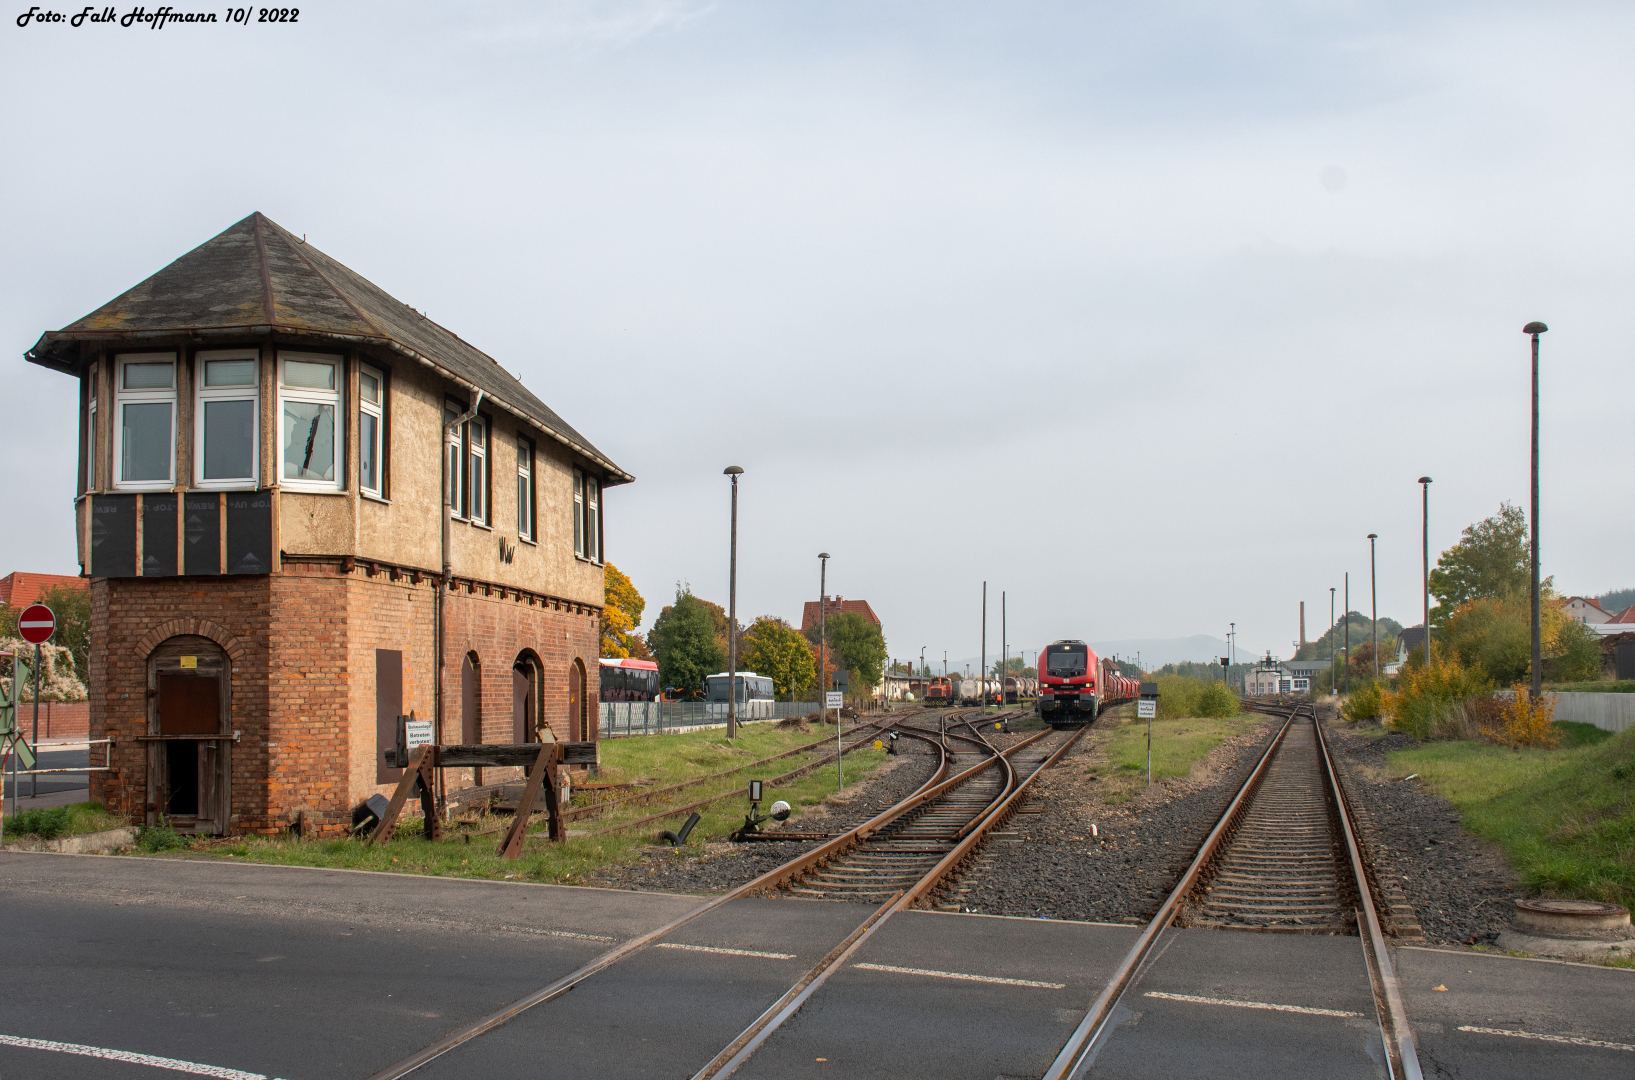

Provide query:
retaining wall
left=1500, top=691, right=1635, bottom=734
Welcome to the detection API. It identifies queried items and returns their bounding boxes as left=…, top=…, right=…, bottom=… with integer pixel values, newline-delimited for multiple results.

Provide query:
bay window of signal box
left=195, top=350, right=259, bottom=489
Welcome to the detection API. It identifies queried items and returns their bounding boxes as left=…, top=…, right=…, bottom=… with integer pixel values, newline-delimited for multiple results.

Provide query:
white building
left=1564, top=596, right=1614, bottom=626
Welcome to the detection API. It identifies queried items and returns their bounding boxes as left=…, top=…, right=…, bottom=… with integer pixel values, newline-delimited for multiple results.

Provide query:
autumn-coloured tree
left=600, top=564, right=648, bottom=659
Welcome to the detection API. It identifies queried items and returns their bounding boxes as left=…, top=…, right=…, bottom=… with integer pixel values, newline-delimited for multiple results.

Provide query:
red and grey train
left=1036, top=639, right=1138, bottom=726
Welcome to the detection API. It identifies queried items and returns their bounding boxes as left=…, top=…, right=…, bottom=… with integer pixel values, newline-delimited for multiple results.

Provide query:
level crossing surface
left=0, top=855, right=1628, bottom=1079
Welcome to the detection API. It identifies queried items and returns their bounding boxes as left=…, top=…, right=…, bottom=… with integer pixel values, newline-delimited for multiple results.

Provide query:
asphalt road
left=0, top=854, right=1628, bottom=1079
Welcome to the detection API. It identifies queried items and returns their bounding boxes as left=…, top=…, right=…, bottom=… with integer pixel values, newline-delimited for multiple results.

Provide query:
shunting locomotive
left=1036, top=639, right=1138, bottom=726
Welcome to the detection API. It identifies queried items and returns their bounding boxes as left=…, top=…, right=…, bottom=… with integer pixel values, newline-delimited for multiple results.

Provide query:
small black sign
left=1139, top=682, right=1160, bottom=698
left=142, top=495, right=178, bottom=578
left=90, top=494, right=137, bottom=578
left=225, top=490, right=273, bottom=576
left=183, top=494, right=220, bottom=576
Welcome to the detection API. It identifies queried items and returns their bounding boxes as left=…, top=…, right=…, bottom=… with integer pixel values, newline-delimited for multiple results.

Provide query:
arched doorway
left=146, top=635, right=230, bottom=833
left=570, top=658, right=590, bottom=741
left=513, top=652, right=544, bottom=743
left=462, top=652, right=481, bottom=784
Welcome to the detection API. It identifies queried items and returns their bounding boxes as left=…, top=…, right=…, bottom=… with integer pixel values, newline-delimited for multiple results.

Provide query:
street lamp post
left=1344, top=572, right=1350, bottom=695
left=724, top=466, right=744, bottom=739
left=1368, top=533, right=1379, bottom=680
left=1329, top=586, right=1336, bottom=692
left=1419, top=477, right=1432, bottom=662
left=818, top=552, right=836, bottom=787
left=1524, top=321, right=1548, bottom=703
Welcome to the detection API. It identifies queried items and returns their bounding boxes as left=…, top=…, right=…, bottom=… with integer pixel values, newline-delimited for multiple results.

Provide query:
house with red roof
left=0, top=572, right=87, bottom=610
left=800, top=596, right=880, bottom=634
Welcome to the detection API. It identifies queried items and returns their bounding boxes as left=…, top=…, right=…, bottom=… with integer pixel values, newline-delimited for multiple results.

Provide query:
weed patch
left=1387, top=726, right=1635, bottom=907
left=5, top=801, right=123, bottom=842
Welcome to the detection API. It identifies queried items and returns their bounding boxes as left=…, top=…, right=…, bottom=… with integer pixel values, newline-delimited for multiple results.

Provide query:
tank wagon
left=1036, top=639, right=1138, bottom=726
left=1003, top=676, right=1037, bottom=704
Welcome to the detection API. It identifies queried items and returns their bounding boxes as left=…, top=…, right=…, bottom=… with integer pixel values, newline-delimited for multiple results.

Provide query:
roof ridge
left=262, top=216, right=384, bottom=338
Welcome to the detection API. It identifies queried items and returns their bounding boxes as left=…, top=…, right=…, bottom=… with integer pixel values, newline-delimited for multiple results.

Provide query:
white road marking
left=853, top=963, right=1066, bottom=989
left=498, top=925, right=615, bottom=941
left=1143, top=991, right=1363, bottom=1018
left=657, top=942, right=797, bottom=959
left=0, top=1033, right=284, bottom=1079
left=1457, top=1025, right=1635, bottom=1052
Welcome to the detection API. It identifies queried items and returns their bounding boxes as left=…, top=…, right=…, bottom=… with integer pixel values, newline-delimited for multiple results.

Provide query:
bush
left=1495, top=686, right=1559, bottom=749
left=1342, top=683, right=1387, bottom=722
left=138, top=820, right=187, bottom=852
left=1387, top=654, right=1492, bottom=740
left=8, top=806, right=71, bottom=839
left=1194, top=682, right=1240, bottom=718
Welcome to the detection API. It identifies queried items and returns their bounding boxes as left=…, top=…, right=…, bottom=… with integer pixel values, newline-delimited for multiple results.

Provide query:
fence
left=599, top=700, right=826, bottom=739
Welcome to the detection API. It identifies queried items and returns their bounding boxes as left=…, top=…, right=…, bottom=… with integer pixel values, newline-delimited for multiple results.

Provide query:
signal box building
left=24, top=213, right=632, bottom=835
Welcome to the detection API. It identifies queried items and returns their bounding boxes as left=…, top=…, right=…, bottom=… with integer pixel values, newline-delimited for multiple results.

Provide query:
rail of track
left=1041, top=700, right=1423, bottom=1080
left=361, top=707, right=1086, bottom=1080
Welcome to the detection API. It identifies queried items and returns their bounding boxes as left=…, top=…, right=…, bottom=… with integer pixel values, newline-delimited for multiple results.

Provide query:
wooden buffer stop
left=367, top=717, right=598, bottom=859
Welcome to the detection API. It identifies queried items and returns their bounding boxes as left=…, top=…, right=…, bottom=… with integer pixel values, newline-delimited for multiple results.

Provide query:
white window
left=467, top=415, right=488, bottom=524
left=85, top=365, right=98, bottom=492
left=113, top=353, right=177, bottom=491
left=359, top=364, right=384, bottom=497
left=517, top=437, right=534, bottom=542
left=573, top=468, right=600, bottom=562
left=585, top=474, right=599, bottom=562
left=573, top=469, right=584, bottom=557
left=194, top=350, right=258, bottom=489
left=278, top=352, right=343, bottom=491
left=445, top=402, right=464, bottom=518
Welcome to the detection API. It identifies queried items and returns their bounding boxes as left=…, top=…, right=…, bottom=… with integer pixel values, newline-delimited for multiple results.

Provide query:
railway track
left=1042, top=701, right=1424, bottom=1080
left=361, top=708, right=1086, bottom=1080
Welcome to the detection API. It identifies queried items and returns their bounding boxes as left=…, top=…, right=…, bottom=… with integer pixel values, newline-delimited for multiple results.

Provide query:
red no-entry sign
left=18, top=604, right=55, bottom=645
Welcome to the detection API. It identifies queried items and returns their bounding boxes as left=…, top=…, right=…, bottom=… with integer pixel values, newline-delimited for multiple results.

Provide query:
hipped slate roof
left=25, top=213, right=630, bottom=484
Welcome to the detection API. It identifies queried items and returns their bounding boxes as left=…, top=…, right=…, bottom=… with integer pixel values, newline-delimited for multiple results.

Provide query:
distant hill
left=1595, top=588, right=1635, bottom=615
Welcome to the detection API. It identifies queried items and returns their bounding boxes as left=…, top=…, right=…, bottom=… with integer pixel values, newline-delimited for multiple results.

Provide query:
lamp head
left=723, top=465, right=744, bottom=476
left=818, top=552, right=829, bottom=560
left=1368, top=533, right=1377, bottom=540
left=1523, top=322, right=1548, bottom=335
left=1418, top=476, right=1432, bottom=484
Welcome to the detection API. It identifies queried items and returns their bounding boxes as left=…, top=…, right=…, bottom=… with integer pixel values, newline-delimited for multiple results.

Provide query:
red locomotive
left=925, top=677, right=956, bottom=707
left=1036, top=639, right=1138, bottom=726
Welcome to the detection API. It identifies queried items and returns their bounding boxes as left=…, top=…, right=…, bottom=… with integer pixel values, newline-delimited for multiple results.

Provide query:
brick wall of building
left=88, top=576, right=271, bottom=830
left=85, top=563, right=601, bottom=836
left=440, top=580, right=601, bottom=788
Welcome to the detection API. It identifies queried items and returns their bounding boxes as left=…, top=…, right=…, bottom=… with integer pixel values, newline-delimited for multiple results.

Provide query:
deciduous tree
left=648, top=586, right=725, bottom=694
left=1430, top=503, right=1549, bottom=628
left=827, top=611, right=887, bottom=692
left=738, top=617, right=816, bottom=700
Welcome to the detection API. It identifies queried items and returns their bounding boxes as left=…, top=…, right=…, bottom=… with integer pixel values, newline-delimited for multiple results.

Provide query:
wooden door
left=513, top=667, right=531, bottom=744
left=569, top=663, right=583, bottom=741
left=147, top=637, right=230, bottom=833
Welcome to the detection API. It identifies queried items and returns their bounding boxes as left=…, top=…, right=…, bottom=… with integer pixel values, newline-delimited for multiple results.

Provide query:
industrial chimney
left=1299, top=601, right=1307, bottom=648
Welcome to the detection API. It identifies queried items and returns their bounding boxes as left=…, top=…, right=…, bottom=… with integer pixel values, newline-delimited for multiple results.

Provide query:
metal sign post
left=825, top=689, right=844, bottom=789
left=1139, top=683, right=1159, bottom=788
left=18, top=605, right=54, bottom=802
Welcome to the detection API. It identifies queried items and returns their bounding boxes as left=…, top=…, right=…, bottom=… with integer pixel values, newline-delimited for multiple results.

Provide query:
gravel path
left=578, top=737, right=941, bottom=896
left=1327, top=722, right=1521, bottom=947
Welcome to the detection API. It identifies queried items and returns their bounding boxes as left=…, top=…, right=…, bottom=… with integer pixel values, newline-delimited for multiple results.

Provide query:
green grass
left=1387, top=725, right=1635, bottom=908
left=1082, top=706, right=1267, bottom=803
left=131, top=721, right=892, bottom=887
left=1546, top=681, right=1635, bottom=694
left=4, top=801, right=123, bottom=842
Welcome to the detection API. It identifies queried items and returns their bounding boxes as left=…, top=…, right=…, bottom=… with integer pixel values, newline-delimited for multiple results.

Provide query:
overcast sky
left=3, top=1, right=1630, bottom=666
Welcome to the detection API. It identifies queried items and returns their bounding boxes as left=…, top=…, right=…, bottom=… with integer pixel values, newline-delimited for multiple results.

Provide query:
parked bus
left=703, top=671, right=776, bottom=704
left=599, top=657, right=660, bottom=702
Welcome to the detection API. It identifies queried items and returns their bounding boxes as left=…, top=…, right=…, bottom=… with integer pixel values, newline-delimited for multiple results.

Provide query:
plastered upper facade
left=26, top=212, right=631, bottom=834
